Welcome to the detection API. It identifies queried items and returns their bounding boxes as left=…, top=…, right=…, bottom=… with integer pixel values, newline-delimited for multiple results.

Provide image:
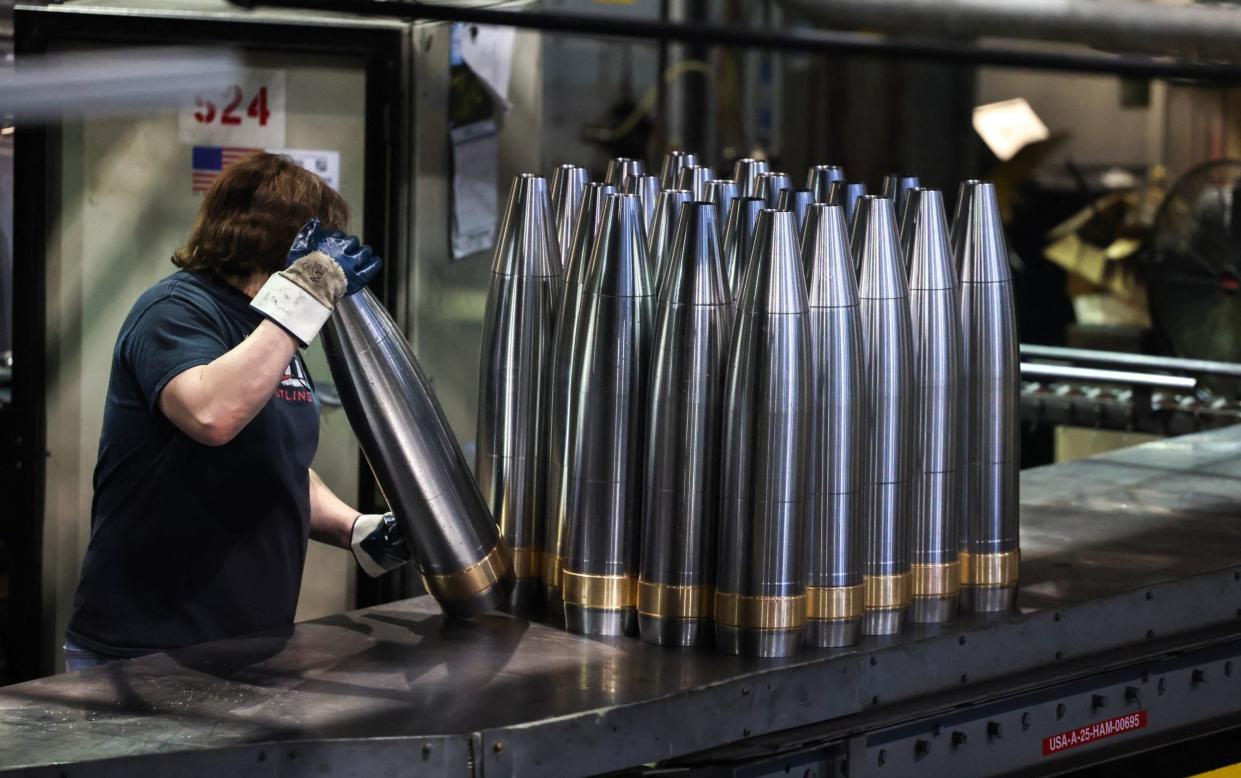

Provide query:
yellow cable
left=592, top=59, right=713, bottom=143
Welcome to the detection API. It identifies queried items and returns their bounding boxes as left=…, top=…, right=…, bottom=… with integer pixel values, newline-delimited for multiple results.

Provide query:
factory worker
left=63, top=153, right=409, bottom=672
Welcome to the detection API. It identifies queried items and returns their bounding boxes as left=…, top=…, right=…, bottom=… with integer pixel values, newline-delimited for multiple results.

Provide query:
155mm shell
left=957, top=182, right=1020, bottom=613
left=639, top=202, right=732, bottom=646
left=550, top=164, right=588, bottom=275
left=705, top=179, right=739, bottom=239
left=624, top=174, right=661, bottom=232
left=676, top=165, right=716, bottom=201
left=802, top=204, right=864, bottom=648
left=733, top=157, right=770, bottom=197
left=807, top=164, right=845, bottom=204
left=647, top=189, right=693, bottom=289
left=722, top=196, right=764, bottom=305
left=905, top=189, right=963, bottom=624
left=476, top=174, right=561, bottom=612
left=757, top=171, right=794, bottom=209
left=606, top=157, right=646, bottom=189
left=777, top=187, right=814, bottom=233
left=855, top=196, right=914, bottom=636
left=561, top=194, right=655, bottom=636
left=716, top=209, right=811, bottom=658
left=661, top=150, right=698, bottom=189
left=543, top=183, right=616, bottom=614
left=325, top=290, right=514, bottom=619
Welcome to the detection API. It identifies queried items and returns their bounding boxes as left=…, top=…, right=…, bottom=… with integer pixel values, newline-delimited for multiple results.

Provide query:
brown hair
left=173, top=152, right=349, bottom=277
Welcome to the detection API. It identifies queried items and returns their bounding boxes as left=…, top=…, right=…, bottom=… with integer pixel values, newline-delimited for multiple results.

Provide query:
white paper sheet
left=266, top=148, right=341, bottom=191
left=451, top=119, right=499, bottom=261
left=456, top=24, right=516, bottom=108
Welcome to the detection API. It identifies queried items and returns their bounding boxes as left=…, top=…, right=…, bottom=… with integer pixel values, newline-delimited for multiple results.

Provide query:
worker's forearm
left=160, top=320, right=297, bottom=445
left=202, top=319, right=298, bottom=420
left=308, top=469, right=357, bottom=549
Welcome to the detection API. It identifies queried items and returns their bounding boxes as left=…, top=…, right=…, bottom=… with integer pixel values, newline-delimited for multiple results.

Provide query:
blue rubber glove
left=287, top=218, right=383, bottom=296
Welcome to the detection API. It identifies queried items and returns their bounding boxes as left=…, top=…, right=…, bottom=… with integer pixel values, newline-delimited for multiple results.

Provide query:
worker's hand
left=250, top=220, right=381, bottom=347
left=351, top=512, right=412, bottom=578
left=286, top=218, right=382, bottom=297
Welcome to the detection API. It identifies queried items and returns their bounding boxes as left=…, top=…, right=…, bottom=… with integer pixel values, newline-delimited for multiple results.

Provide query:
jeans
left=63, top=640, right=118, bottom=673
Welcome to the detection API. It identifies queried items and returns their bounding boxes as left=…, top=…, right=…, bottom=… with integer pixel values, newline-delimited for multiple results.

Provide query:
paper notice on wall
left=179, top=68, right=287, bottom=148
left=191, top=146, right=340, bottom=194
left=267, top=148, right=341, bottom=190
left=454, top=23, right=516, bottom=108
left=451, top=120, right=499, bottom=260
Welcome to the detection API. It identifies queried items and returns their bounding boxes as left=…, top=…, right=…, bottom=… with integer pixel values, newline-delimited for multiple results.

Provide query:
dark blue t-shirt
left=67, top=270, right=320, bottom=657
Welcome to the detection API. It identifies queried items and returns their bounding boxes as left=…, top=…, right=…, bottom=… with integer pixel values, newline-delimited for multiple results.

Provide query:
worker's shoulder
left=122, top=271, right=233, bottom=334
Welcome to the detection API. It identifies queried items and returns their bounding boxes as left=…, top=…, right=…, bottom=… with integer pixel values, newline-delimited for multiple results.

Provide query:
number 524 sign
left=178, top=69, right=286, bottom=148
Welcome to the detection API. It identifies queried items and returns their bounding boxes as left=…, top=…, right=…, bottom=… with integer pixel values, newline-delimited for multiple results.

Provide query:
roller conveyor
left=5, top=426, right=1241, bottom=776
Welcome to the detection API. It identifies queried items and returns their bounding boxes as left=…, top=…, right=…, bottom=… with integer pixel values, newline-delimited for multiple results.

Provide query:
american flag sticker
left=191, top=146, right=261, bottom=193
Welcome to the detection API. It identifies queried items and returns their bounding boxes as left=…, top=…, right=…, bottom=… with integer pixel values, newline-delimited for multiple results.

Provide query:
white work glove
left=351, top=512, right=412, bottom=578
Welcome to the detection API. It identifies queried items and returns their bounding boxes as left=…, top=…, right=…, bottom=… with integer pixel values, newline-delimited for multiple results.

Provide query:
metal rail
left=1022, top=344, right=1241, bottom=380
left=228, top=0, right=1241, bottom=81
left=782, top=0, right=1241, bottom=64
left=1020, top=362, right=1198, bottom=391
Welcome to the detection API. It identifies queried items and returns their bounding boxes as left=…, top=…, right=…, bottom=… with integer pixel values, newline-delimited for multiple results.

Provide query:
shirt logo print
left=276, top=357, right=315, bottom=405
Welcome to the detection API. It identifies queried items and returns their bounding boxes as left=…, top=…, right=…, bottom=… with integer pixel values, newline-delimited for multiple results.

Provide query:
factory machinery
left=1020, top=345, right=1241, bottom=435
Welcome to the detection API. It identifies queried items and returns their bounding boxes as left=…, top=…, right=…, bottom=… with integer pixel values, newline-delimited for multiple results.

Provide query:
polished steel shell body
left=722, top=196, right=764, bottom=304
left=757, top=171, right=794, bottom=208
left=950, top=180, right=984, bottom=276
left=550, top=165, right=589, bottom=276
left=905, top=190, right=962, bottom=624
left=849, top=194, right=880, bottom=274
left=676, top=165, right=715, bottom=200
left=705, top=179, right=739, bottom=238
left=562, top=194, right=655, bottom=636
left=646, top=189, right=693, bottom=291
left=807, top=164, right=845, bottom=204
left=957, top=182, right=1020, bottom=613
left=881, top=173, right=920, bottom=216
left=801, top=204, right=864, bottom=648
left=777, top=187, right=814, bottom=233
left=324, top=290, right=513, bottom=619
left=624, top=174, right=662, bottom=232
left=639, top=202, right=732, bottom=646
left=476, top=174, right=561, bottom=612
left=660, top=150, right=698, bottom=189
left=898, top=186, right=928, bottom=263
left=856, top=196, right=914, bottom=636
left=544, top=183, right=616, bottom=613
left=716, top=209, right=811, bottom=658
left=606, top=157, right=646, bottom=189
left=733, top=157, right=770, bottom=197
left=838, top=181, right=868, bottom=226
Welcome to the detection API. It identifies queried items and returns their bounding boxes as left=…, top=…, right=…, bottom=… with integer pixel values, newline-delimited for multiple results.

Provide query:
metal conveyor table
left=5, top=426, right=1241, bottom=776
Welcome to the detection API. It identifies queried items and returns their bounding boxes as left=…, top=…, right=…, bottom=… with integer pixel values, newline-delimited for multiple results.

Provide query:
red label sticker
left=1043, top=711, right=1147, bottom=756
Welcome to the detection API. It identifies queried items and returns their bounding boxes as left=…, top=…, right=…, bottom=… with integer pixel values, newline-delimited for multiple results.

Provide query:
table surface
left=5, top=427, right=1241, bottom=776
